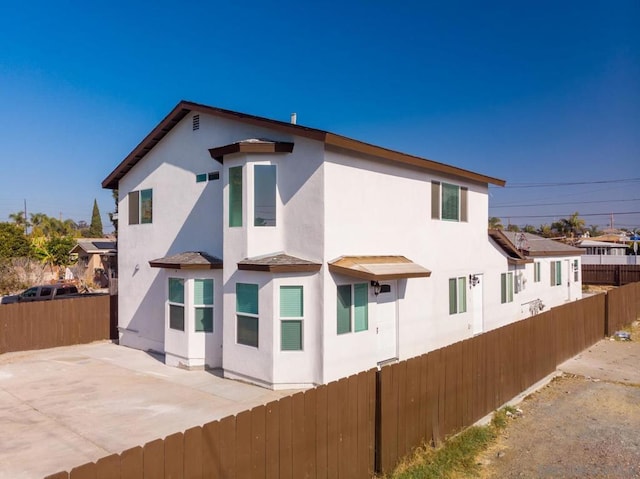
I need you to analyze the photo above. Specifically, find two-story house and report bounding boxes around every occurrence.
[102,101,582,389]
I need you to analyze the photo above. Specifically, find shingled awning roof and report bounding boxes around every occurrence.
[328,256,431,281]
[149,252,223,270]
[237,253,321,273]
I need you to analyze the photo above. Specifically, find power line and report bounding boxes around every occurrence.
[499,211,640,219]
[490,177,640,189]
[490,198,640,209]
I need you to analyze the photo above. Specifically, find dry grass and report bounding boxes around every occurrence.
[384,407,517,479]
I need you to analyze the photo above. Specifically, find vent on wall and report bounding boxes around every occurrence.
[192,114,200,131]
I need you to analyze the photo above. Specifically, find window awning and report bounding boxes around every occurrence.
[149,251,223,270]
[328,256,431,281]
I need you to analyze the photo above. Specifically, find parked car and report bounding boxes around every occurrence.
[1,284,80,304]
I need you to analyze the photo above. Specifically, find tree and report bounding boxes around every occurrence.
[0,223,31,258]
[537,224,553,238]
[89,199,103,237]
[488,217,503,230]
[9,210,29,234]
[523,224,537,234]
[564,212,585,238]
[506,224,521,232]
[31,235,76,275]
[585,225,602,237]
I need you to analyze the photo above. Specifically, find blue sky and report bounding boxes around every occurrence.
[1,0,638,232]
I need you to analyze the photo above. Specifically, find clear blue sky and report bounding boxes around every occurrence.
[1,0,638,232]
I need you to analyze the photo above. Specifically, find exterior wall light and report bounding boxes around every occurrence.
[371,280,382,296]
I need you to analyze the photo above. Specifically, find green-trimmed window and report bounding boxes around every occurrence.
[550,261,562,286]
[254,165,276,226]
[236,283,258,347]
[337,283,368,334]
[500,272,513,304]
[431,181,468,222]
[534,262,541,283]
[194,279,213,333]
[229,166,243,227]
[449,277,467,314]
[573,260,579,282]
[280,286,303,351]
[128,188,153,225]
[168,278,185,331]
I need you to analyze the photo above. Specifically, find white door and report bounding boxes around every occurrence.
[471,274,484,335]
[376,280,398,363]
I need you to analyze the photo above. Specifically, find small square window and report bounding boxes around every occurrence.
[196,173,207,183]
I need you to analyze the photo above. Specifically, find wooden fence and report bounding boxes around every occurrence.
[605,281,640,335]
[376,293,605,473]
[0,294,116,354]
[582,264,640,286]
[46,369,377,479]
[44,286,640,479]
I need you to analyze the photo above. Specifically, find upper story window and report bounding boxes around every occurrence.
[431,181,468,222]
[128,189,153,225]
[254,165,276,226]
[229,166,243,227]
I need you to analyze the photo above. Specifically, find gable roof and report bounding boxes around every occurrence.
[102,100,506,189]
[500,231,583,257]
[70,238,117,256]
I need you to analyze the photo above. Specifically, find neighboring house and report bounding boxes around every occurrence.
[490,231,583,318]
[578,239,639,265]
[70,238,117,288]
[102,100,583,389]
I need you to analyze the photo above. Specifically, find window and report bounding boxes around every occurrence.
[501,272,513,304]
[337,283,368,334]
[573,260,579,282]
[550,261,562,286]
[280,286,303,351]
[431,181,468,222]
[236,283,258,347]
[196,171,220,183]
[168,278,185,331]
[254,165,276,226]
[449,277,467,314]
[128,189,153,225]
[229,166,243,227]
[534,262,541,283]
[194,279,213,333]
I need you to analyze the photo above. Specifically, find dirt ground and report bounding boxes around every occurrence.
[477,320,640,479]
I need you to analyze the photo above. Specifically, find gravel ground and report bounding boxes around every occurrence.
[477,321,640,479]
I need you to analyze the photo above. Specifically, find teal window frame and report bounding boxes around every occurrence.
[254,165,276,227]
[280,286,303,351]
[236,283,258,347]
[449,277,467,314]
[194,279,213,333]
[168,278,185,331]
[337,283,368,334]
[573,260,579,282]
[441,183,460,221]
[550,261,562,286]
[500,272,514,304]
[229,166,243,227]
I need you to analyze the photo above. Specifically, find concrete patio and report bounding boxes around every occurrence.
[0,341,297,478]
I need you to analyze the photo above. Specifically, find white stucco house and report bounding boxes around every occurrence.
[102,100,583,389]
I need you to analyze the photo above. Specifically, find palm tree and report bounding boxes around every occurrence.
[9,211,29,233]
[564,212,586,238]
[488,217,503,230]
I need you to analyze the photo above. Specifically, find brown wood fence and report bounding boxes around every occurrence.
[44,286,640,479]
[0,295,116,354]
[376,293,605,474]
[45,369,377,479]
[605,282,640,335]
[582,264,640,286]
